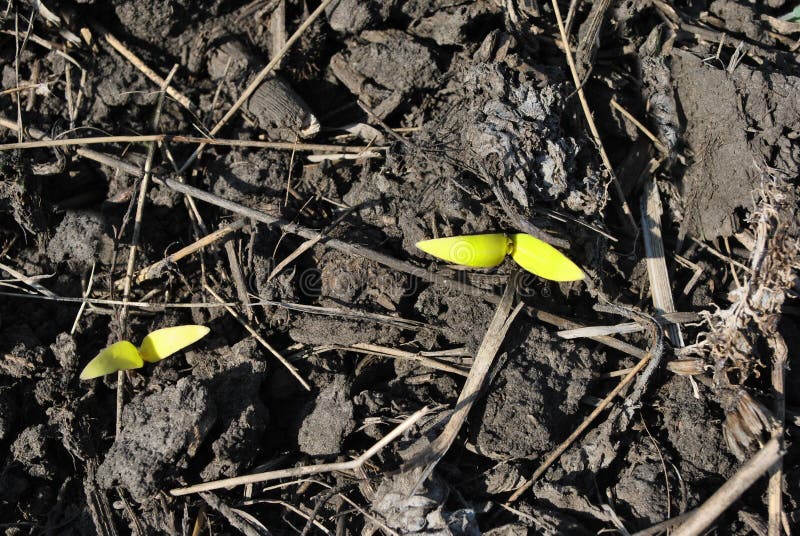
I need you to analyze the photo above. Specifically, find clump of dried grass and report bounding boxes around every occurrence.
[682,174,798,459]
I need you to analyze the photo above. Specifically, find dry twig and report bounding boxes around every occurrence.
[223,239,253,320]
[97,26,194,112]
[671,437,784,536]
[70,262,96,334]
[0,261,57,297]
[0,134,379,154]
[115,65,177,438]
[557,311,698,339]
[200,493,269,536]
[178,0,336,172]
[641,178,684,346]
[550,0,639,234]
[328,343,469,377]
[128,220,246,285]
[532,306,647,359]
[406,272,523,488]
[204,284,310,391]
[170,406,430,495]
[611,99,668,155]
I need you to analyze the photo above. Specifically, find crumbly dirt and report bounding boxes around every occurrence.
[470,322,602,460]
[96,377,217,501]
[46,210,113,268]
[0,0,798,534]
[297,374,354,456]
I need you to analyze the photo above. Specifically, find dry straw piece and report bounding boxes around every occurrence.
[404,271,524,490]
[170,406,430,496]
[676,175,797,534]
[640,178,684,346]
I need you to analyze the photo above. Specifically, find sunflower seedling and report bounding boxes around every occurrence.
[79,325,210,380]
[416,232,584,282]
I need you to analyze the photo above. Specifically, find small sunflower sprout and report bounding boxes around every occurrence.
[416,232,584,282]
[79,325,210,380]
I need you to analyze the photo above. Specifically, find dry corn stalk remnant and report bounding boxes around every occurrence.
[682,176,798,459]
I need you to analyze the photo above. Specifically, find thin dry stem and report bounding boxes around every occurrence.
[671,437,783,536]
[550,0,639,233]
[631,510,696,536]
[507,349,653,502]
[0,291,431,334]
[610,98,668,154]
[203,284,310,391]
[0,261,57,297]
[99,28,193,112]
[190,506,208,536]
[564,0,582,37]
[689,236,752,273]
[179,0,336,172]
[267,234,322,281]
[70,262,96,335]
[0,134,379,153]
[223,239,253,320]
[532,307,647,358]
[259,500,331,535]
[0,29,82,68]
[128,220,246,285]
[767,331,788,535]
[0,83,46,96]
[14,12,25,145]
[0,291,236,308]
[558,322,643,339]
[245,480,401,536]
[340,343,469,377]
[65,63,75,129]
[170,406,430,496]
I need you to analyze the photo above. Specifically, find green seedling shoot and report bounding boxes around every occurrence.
[781,5,800,22]
[79,325,210,380]
[416,232,585,282]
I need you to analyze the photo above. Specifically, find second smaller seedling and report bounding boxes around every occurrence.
[80,325,210,380]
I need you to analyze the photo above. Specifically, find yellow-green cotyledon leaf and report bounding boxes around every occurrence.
[79,340,144,380]
[138,325,211,363]
[509,233,585,282]
[416,234,510,268]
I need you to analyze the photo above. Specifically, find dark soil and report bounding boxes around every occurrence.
[1,0,798,534]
